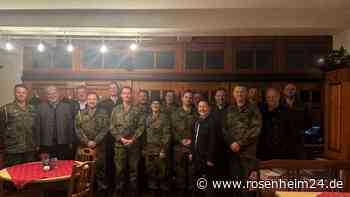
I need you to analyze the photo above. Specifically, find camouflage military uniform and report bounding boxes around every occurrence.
[75,107,109,190]
[160,104,178,117]
[0,102,36,167]
[144,112,171,190]
[134,103,150,147]
[110,105,145,191]
[171,107,197,189]
[134,103,150,115]
[223,103,262,182]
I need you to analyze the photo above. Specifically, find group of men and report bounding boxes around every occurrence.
[0,82,310,197]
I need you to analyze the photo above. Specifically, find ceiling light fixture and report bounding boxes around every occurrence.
[37,39,45,52]
[100,39,108,53]
[66,38,74,52]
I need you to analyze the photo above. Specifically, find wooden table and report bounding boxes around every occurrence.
[0,160,81,196]
[276,192,321,197]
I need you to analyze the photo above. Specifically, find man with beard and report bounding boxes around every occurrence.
[75,92,110,195]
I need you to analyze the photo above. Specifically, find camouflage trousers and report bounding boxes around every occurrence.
[114,144,140,191]
[228,154,257,197]
[173,146,193,190]
[4,151,36,167]
[145,153,169,190]
[96,145,107,191]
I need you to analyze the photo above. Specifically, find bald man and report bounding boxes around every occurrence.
[257,88,303,160]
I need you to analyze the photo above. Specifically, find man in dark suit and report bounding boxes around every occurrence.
[71,85,88,115]
[98,82,122,115]
[34,85,75,159]
[258,88,302,160]
[97,82,122,194]
[211,88,230,189]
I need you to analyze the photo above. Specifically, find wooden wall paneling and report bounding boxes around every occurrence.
[23,47,33,71]
[176,43,184,72]
[73,48,82,71]
[275,38,285,72]
[324,68,350,160]
[231,38,238,72]
[132,81,229,104]
[344,82,350,159]
[224,37,233,73]
[325,83,343,158]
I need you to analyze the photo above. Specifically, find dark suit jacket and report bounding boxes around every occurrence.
[34,102,75,146]
[257,104,304,160]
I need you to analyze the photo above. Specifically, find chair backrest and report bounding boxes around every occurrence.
[256,160,350,192]
[67,161,96,197]
[75,148,96,162]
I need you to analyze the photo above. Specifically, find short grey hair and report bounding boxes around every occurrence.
[46,86,58,94]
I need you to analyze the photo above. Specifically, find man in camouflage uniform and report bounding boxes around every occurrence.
[75,92,110,194]
[223,85,262,196]
[135,90,150,115]
[134,89,151,194]
[161,90,178,117]
[0,84,36,167]
[171,90,197,195]
[144,97,171,196]
[110,87,145,197]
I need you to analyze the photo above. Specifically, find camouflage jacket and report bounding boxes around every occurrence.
[0,102,36,154]
[75,107,109,146]
[134,103,151,117]
[160,104,178,117]
[171,107,197,148]
[110,104,145,147]
[223,102,262,158]
[144,113,171,155]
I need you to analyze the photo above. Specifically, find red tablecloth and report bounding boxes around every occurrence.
[318,193,350,197]
[6,160,75,189]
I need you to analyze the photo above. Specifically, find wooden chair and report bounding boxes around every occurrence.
[256,160,350,193]
[67,161,96,197]
[75,148,96,162]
